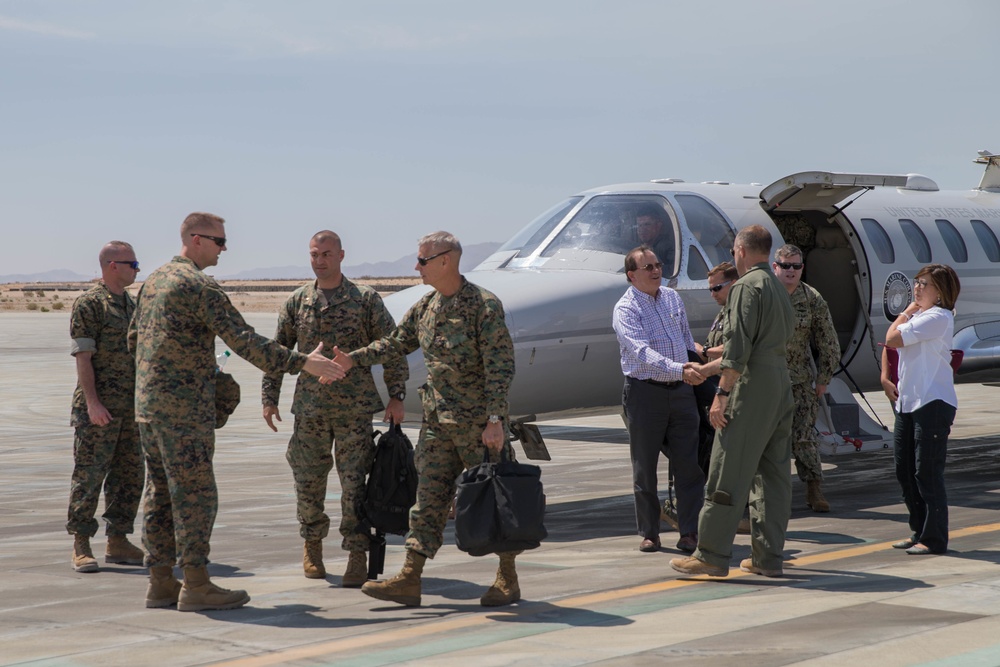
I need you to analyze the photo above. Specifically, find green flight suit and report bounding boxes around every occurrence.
[694,262,795,572]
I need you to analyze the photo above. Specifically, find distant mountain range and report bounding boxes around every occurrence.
[217,242,503,280]
[0,242,503,284]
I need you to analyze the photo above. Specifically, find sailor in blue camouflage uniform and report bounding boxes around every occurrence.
[129,212,345,611]
[67,241,145,573]
[772,244,840,512]
[262,230,407,586]
[334,231,521,608]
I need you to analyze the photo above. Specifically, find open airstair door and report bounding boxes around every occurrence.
[815,378,893,455]
[759,171,909,213]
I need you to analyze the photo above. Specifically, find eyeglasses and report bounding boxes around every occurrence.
[109,260,140,270]
[191,233,227,248]
[775,261,804,270]
[417,249,453,266]
[637,262,663,272]
[708,279,733,293]
[913,278,930,287]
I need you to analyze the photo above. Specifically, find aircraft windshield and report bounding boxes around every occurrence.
[539,195,677,269]
[498,197,582,258]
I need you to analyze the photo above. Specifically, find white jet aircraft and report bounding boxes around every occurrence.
[378,151,1000,455]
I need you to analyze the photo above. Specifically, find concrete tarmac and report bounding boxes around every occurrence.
[2,312,1000,667]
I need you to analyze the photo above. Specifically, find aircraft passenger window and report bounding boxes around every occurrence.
[899,219,932,263]
[499,196,583,258]
[935,219,968,263]
[860,218,894,263]
[674,194,736,268]
[971,220,1000,262]
[540,195,677,270]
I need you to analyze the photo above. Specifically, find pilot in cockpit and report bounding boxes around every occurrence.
[634,205,675,273]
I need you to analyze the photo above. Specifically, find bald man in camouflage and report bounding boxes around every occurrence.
[262,230,408,586]
[67,240,145,573]
[129,212,345,611]
[334,231,520,608]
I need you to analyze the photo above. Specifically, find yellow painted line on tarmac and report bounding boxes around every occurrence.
[213,522,1000,667]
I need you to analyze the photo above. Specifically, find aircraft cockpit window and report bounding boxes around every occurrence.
[899,219,932,263]
[686,246,709,280]
[674,194,736,269]
[861,218,895,263]
[540,195,678,271]
[971,220,1000,262]
[935,219,968,263]
[499,196,583,259]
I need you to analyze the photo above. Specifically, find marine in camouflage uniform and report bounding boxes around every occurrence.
[67,241,145,572]
[129,213,344,611]
[262,231,407,583]
[340,231,520,608]
[773,244,840,512]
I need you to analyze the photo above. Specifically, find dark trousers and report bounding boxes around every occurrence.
[893,399,956,553]
[623,377,704,538]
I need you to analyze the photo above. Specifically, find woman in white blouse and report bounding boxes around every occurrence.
[880,264,961,555]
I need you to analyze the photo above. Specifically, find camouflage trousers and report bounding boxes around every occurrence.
[66,420,144,538]
[138,421,218,568]
[791,381,823,482]
[406,419,515,559]
[286,413,374,552]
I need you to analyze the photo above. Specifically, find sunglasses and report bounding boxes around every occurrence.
[191,233,227,248]
[109,260,140,270]
[417,249,453,266]
[708,279,733,293]
[775,261,803,270]
[637,262,663,272]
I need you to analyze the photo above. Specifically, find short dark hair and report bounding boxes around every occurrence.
[707,261,738,282]
[916,263,961,310]
[634,204,667,223]
[624,244,655,282]
[774,244,803,262]
[181,212,225,239]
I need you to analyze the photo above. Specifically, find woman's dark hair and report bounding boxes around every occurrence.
[916,264,961,310]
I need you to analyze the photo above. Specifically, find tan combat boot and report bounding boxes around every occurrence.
[71,535,98,573]
[146,565,182,608]
[361,549,425,607]
[341,551,368,588]
[806,480,831,513]
[303,539,326,579]
[177,565,250,612]
[480,551,521,607]
[106,534,145,565]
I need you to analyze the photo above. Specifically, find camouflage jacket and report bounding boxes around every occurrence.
[705,307,725,352]
[349,277,514,425]
[261,278,408,417]
[786,281,840,386]
[69,281,136,426]
[128,256,307,425]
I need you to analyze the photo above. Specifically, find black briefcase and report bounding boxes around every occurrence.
[454,449,547,557]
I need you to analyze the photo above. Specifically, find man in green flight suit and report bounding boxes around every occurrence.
[332,231,520,607]
[67,241,145,573]
[129,212,346,611]
[671,224,795,578]
[262,230,408,585]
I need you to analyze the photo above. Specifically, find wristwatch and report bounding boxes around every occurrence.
[488,415,501,424]
[715,387,730,397]
[393,391,405,401]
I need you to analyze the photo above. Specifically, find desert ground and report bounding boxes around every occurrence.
[0,277,421,314]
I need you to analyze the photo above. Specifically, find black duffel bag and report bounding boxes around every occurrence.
[454,448,547,557]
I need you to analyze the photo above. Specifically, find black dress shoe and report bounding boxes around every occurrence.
[892,538,916,550]
[639,538,660,552]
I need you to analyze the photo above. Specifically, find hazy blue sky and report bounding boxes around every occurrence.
[2,1,997,279]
